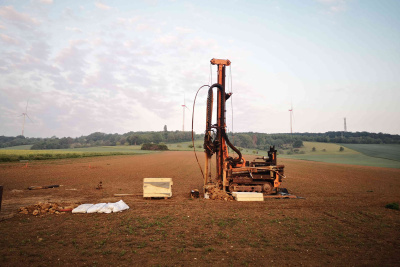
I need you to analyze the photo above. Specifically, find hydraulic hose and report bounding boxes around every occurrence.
[222,129,242,164]
[206,83,243,165]
[192,85,210,179]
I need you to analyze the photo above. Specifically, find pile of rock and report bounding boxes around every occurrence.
[18,202,78,216]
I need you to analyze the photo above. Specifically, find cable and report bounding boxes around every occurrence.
[229,64,235,153]
[209,63,213,85]
[192,84,210,180]
[229,63,233,93]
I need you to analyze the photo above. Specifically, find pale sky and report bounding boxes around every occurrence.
[1,0,399,138]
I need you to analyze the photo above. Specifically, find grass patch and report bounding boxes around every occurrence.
[282,154,400,168]
[167,140,203,151]
[0,145,33,150]
[279,142,400,168]
[0,146,155,162]
[340,144,400,162]
[279,141,359,155]
[205,247,215,252]
[385,202,399,210]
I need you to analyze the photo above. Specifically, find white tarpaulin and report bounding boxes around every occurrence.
[86,203,106,213]
[72,200,129,214]
[71,204,94,213]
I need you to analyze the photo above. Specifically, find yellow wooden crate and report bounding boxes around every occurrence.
[143,178,173,198]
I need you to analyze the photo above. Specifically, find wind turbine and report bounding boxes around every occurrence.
[19,100,33,136]
[181,94,190,131]
[289,103,294,138]
[342,117,347,139]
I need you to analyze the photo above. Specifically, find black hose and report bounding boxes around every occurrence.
[192,85,210,179]
[222,129,242,164]
[206,83,243,165]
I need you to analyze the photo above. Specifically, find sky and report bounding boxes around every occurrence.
[0,0,399,138]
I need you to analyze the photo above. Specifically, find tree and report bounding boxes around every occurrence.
[252,134,257,146]
[119,137,127,145]
[293,140,303,148]
[152,132,163,144]
[127,134,138,145]
[273,139,284,148]
[238,134,254,148]
[339,146,344,152]
[136,134,151,145]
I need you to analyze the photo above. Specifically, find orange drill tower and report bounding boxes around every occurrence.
[203,58,285,195]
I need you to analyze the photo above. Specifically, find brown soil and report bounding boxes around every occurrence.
[0,151,399,266]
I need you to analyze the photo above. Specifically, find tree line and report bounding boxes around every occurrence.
[228,131,400,150]
[0,130,399,150]
[0,131,194,150]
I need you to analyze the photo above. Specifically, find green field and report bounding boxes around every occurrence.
[340,143,400,162]
[166,141,400,168]
[0,145,33,150]
[280,142,400,169]
[0,146,154,162]
[65,145,148,153]
[167,140,203,151]
[290,141,359,155]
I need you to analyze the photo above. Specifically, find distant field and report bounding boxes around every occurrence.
[167,141,400,168]
[294,141,358,155]
[280,142,400,169]
[167,140,203,151]
[0,146,153,162]
[0,145,33,150]
[65,146,148,153]
[2,142,400,169]
[340,143,400,162]
[281,154,400,169]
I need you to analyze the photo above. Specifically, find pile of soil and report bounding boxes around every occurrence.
[18,202,78,216]
[205,185,234,201]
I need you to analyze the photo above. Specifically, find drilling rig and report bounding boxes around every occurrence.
[203,58,285,196]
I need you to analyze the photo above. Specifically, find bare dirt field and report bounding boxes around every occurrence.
[0,151,399,266]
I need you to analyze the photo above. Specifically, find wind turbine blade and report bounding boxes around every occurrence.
[26,100,29,113]
[292,107,294,122]
[26,114,33,123]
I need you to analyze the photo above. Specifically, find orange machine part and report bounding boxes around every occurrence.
[210,58,231,66]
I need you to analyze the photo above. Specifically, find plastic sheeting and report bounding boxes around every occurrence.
[72,200,129,214]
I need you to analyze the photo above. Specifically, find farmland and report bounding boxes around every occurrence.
[166,141,400,169]
[0,151,399,266]
[0,142,201,162]
[340,143,400,162]
[2,141,400,169]
[0,146,155,162]
[280,142,400,169]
